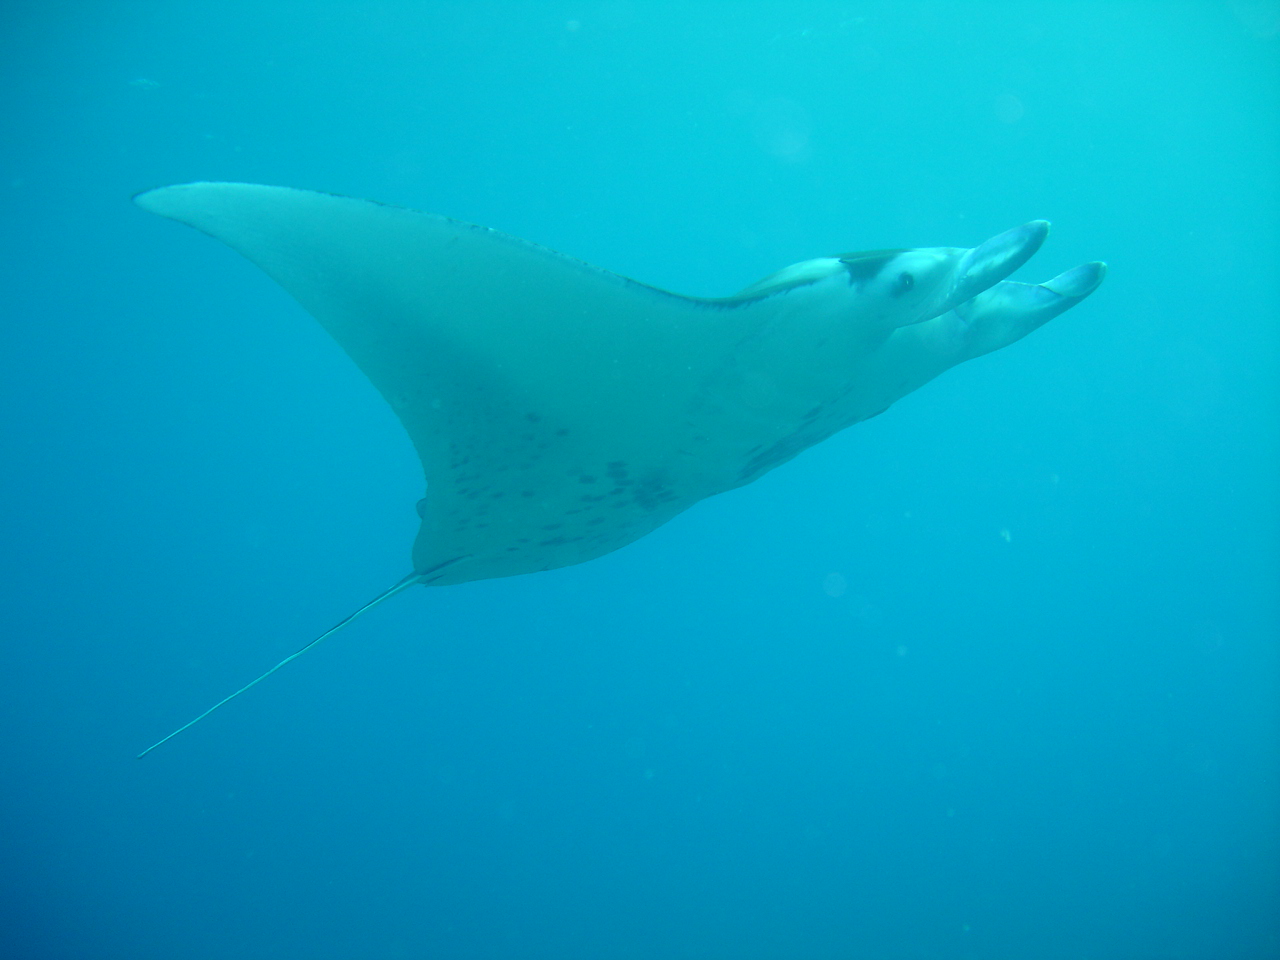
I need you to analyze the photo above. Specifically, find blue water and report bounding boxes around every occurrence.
[2,3,1277,957]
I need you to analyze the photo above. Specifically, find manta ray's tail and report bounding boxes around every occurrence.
[136,571,425,758]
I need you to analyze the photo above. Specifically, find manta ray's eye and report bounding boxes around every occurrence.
[894,271,915,295]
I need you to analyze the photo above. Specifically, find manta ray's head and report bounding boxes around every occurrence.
[735,221,1051,341]
[835,220,1052,329]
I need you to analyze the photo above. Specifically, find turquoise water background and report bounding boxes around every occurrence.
[1,3,1277,957]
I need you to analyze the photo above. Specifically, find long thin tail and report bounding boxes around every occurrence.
[137,571,424,758]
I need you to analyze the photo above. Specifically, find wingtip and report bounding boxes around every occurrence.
[131,185,163,207]
[133,182,203,213]
[133,182,189,214]
[133,181,250,215]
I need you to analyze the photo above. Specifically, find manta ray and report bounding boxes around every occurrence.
[134,182,1104,754]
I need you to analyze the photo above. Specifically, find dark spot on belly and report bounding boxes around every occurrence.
[739,430,817,483]
[632,473,676,511]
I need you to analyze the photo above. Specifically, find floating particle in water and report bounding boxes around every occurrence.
[995,93,1025,123]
